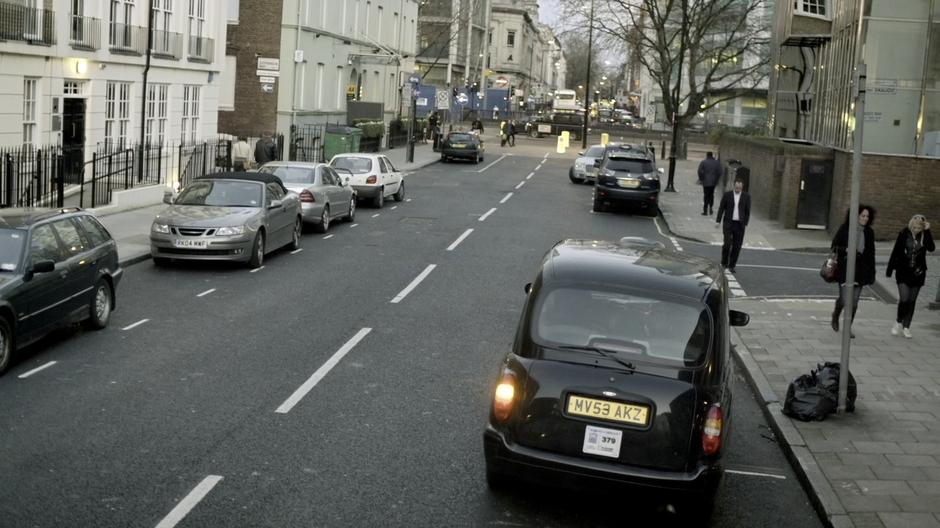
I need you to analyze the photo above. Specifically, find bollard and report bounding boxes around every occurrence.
[601,133,609,146]
[556,135,566,154]
[661,140,666,159]
[561,131,570,149]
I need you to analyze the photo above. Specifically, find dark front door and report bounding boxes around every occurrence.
[796,159,833,230]
[62,98,86,185]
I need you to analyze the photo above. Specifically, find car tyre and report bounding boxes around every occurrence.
[316,205,330,233]
[393,181,405,202]
[248,231,265,269]
[290,216,302,249]
[646,203,660,217]
[0,317,12,376]
[373,189,384,208]
[344,197,356,222]
[84,280,113,330]
[592,193,606,213]
[569,167,584,184]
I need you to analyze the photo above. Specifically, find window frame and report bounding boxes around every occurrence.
[794,0,829,20]
[50,218,89,258]
[22,78,38,149]
[28,223,65,266]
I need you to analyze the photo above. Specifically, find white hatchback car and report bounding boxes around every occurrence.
[329,153,405,208]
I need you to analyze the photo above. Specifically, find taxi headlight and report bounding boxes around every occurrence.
[216,226,246,236]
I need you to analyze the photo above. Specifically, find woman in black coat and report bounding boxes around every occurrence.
[886,214,934,338]
[830,205,877,335]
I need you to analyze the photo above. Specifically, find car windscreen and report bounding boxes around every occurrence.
[585,146,606,158]
[606,158,654,173]
[175,180,263,207]
[259,166,316,184]
[531,286,712,367]
[449,133,473,143]
[331,157,372,174]
[0,229,25,272]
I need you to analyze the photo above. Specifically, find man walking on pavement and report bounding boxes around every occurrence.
[697,151,721,216]
[254,132,278,166]
[715,178,751,273]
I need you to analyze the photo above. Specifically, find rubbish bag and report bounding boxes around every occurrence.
[783,373,837,421]
[815,362,857,413]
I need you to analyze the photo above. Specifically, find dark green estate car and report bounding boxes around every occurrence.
[0,208,122,375]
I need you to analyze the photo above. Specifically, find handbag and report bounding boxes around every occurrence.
[820,251,839,283]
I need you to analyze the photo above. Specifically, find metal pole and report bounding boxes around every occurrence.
[406,87,416,163]
[838,63,866,413]
[138,0,154,183]
[665,0,687,193]
[581,0,595,149]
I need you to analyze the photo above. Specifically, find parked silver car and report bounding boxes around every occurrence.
[569,144,607,184]
[258,162,356,232]
[150,173,302,268]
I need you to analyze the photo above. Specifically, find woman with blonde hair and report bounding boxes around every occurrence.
[886,214,934,338]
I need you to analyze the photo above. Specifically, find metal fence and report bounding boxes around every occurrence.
[288,125,324,163]
[0,146,66,208]
[0,1,56,45]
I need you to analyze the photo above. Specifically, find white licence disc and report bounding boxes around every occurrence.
[582,425,622,458]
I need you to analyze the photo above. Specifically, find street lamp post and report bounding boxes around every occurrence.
[138,0,154,183]
[581,0,595,150]
[665,0,688,193]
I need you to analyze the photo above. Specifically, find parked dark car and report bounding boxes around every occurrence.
[440,132,485,163]
[483,238,749,519]
[0,208,122,375]
[592,143,663,216]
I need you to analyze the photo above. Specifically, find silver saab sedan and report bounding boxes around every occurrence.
[257,162,356,233]
[150,172,302,268]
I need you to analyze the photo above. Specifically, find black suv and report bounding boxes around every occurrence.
[0,208,122,375]
[592,143,663,216]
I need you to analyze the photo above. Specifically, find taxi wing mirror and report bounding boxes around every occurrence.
[524,283,532,294]
[729,310,750,327]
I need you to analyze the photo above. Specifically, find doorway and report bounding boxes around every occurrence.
[795,159,833,230]
[62,98,86,185]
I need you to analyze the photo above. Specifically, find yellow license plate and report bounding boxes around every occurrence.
[617,178,640,188]
[567,395,650,426]
[451,144,466,148]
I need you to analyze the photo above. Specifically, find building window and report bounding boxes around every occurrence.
[365,1,371,37]
[25,0,43,39]
[64,80,85,95]
[795,0,827,17]
[23,78,38,148]
[110,0,135,48]
[188,0,204,39]
[317,63,324,109]
[153,0,173,54]
[507,30,515,47]
[227,0,238,23]
[145,84,168,145]
[105,81,131,148]
[336,66,344,109]
[181,85,200,145]
[377,6,383,42]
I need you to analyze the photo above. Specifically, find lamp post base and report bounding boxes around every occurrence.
[665,155,677,192]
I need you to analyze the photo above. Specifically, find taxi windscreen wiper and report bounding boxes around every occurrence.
[555,345,636,371]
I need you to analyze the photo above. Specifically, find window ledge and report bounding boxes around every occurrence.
[794,11,831,21]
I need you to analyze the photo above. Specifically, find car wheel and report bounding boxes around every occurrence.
[0,317,12,376]
[393,182,405,202]
[344,197,356,222]
[373,189,384,208]
[592,193,606,213]
[646,203,660,217]
[316,205,330,233]
[289,216,302,249]
[529,129,538,138]
[569,167,584,184]
[153,257,171,267]
[248,231,265,269]
[84,280,113,330]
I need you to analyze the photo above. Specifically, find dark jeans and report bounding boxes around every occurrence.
[896,283,922,328]
[703,186,715,213]
[509,134,515,146]
[721,221,745,269]
[834,283,864,323]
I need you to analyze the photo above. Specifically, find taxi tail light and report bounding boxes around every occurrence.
[299,190,315,203]
[493,371,517,422]
[366,175,377,184]
[702,404,724,456]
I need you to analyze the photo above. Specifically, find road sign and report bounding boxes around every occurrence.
[261,83,274,93]
[416,98,428,107]
[456,93,468,105]
[257,58,279,71]
[436,91,450,110]
[409,75,421,85]
[257,70,280,77]
[259,76,276,84]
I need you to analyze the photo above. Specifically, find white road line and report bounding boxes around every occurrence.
[391,205,398,210]
[476,154,507,173]
[391,264,437,304]
[18,361,57,379]
[154,475,224,528]
[669,237,683,252]
[732,289,747,297]
[446,229,474,251]
[372,213,380,218]
[196,288,216,298]
[249,266,265,274]
[737,264,818,272]
[406,198,412,202]
[653,216,668,238]
[479,208,497,222]
[725,469,787,480]
[291,248,304,254]
[323,235,334,240]
[543,152,549,159]
[514,181,526,190]
[533,165,540,172]
[275,328,372,414]
[500,192,513,204]
[526,172,534,180]
[122,319,150,331]
[351,223,359,228]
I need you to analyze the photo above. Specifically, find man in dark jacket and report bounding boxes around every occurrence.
[697,151,722,216]
[254,133,278,166]
[715,178,751,273]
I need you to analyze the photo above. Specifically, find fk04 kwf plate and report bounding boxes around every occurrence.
[567,394,650,426]
[173,239,209,249]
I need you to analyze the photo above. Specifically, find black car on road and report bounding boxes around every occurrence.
[592,143,663,215]
[0,208,122,375]
[440,132,485,164]
[483,238,749,519]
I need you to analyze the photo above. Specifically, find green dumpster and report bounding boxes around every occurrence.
[324,126,363,160]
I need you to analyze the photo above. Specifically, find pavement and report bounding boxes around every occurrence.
[661,154,940,528]
[91,138,940,527]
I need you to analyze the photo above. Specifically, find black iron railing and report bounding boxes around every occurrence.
[69,13,99,50]
[289,126,325,163]
[1,145,65,208]
[188,35,214,62]
[0,1,55,45]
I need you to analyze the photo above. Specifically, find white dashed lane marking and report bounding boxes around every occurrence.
[391,265,437,304]
[479,208,497,222]
[122,319,150,331]
[500,192,513,204]
[196,288,216,298]
[154,475,224,528]
[446,229,474,251]
[18,361,57,379]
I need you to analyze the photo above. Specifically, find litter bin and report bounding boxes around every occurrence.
[324,126,363,160]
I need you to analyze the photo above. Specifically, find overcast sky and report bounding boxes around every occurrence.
[539,0,563,27]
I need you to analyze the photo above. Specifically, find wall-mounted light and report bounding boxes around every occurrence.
[75,59,88,75]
